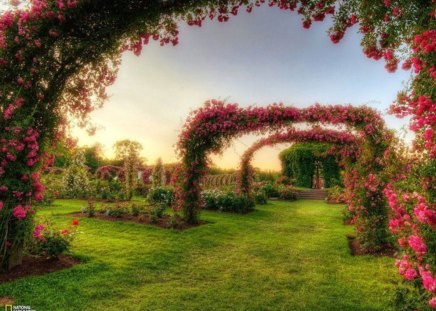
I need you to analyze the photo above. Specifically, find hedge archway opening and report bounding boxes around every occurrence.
[236,127,358,196]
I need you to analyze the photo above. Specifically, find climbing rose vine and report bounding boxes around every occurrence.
[176,100,395,254]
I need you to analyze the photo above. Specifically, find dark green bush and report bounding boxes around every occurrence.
[147,186,175,207]
[105,203,129,218]
[254,190,268,205]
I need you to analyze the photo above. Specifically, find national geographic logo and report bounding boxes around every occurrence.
[5,306,35,311]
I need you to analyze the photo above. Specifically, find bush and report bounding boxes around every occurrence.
[202,190,254,214]
[327,185,346,203]
[254,190,268,205]
[130,204,145,216]
[81,201,96,217]
[278,185,297,201]
[147,186,175,207]
[150,204,167,223]
[89,179,124,201]
[32,219,79,258]
[105,202,129,218]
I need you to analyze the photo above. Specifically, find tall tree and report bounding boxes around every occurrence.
[113,140,143,200]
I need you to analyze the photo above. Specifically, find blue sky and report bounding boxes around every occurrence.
[72,6,412,170]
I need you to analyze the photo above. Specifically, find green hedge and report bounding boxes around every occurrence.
[279,143,342,188]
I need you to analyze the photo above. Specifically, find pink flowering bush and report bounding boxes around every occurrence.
[32,218,79,259]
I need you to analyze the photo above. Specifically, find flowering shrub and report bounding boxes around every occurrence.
[147,186,175,207]
[201,190,255,214]
[33,219,79,259]
[384,175,436,309]
[327,186,347,204]
[277,185,297,201]
[63,151,90,199]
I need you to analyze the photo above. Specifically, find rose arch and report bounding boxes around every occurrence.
[236,127,359,196]
[176,100,395,251]
[0,0,434,307]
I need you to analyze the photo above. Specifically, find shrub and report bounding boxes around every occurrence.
[147,186,175,207]
[202,190,254,214]
[89,179,124,201]
[278,185,297,201]
[256,182,279,198]
[130,204,144,216]
[105,202,129,218]
[81,201,96,217]
[150,204,166,223]
[254,190,268,205]
[32,219,79,259]
[327,185,346,204]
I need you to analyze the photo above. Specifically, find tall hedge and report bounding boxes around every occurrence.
[279,143,341,188]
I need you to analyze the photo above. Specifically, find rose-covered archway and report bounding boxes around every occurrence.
[176,100,394,250]
[236,127,359,196]
[0,0,434,308]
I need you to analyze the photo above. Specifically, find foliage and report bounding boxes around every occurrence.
[238,127,356,196]
[104,202,129,218]
[256,182,279,198]
[201,190,254,214]
[254,190,268,205]
[39,172,64,205]
[114,140,143,200]
[63,150,90,199]
[280,142,342,188]
[32,218,79,259]
[150,204,166,224]
[151,157,165,188]
[82,144,104,174]
[327,186,347,204]
[147,186,175,207]
[81,201,96,218]
[278,185,297,201]
[384,156,436,309]
[89,178,124,201]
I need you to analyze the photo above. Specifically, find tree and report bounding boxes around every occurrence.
[63,150,90,199]
[113,140,143,200]
[82,144,104,174]
[151,158,166,188]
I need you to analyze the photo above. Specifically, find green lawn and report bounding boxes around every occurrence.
[0,200,399,311]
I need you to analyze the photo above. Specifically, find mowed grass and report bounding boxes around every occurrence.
[0,200,399,311]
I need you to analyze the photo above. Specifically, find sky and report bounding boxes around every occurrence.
[1,3,412,171]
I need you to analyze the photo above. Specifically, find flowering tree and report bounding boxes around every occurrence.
[151,157,165,188]
[63,149,89,198]
[114,140,143,200]
[0,0,434,307]
[237,127,358,196]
